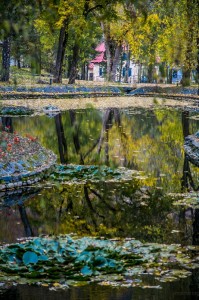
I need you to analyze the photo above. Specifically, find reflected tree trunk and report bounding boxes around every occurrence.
[98,109,114,154]
[181,109,199,294]
[190,208,199,295]
[105,129,109,165]
[97,108,129,166]
[89,187,117,212]
[182,111,190,137]
[54,113,68,164]
[18,204,34,237]
[181,111,194,191]
[2,117,13,133]
[193,209,199,245]
[69,110,84,164]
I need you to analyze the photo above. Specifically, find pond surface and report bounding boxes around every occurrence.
[1,104,199,299]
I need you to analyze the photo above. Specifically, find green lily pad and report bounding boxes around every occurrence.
[23,251,38,265]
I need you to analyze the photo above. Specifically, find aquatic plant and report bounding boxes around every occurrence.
[0,235,198,289]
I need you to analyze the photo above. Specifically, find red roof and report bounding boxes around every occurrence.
[91,52,106,63]
[95,42,105,52]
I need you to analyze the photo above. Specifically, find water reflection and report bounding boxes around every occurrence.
[1,107,199,245]
[0,188,40,243]
[54,113,68,163]
[1,106,199,298]
[1,117,13,133]
[0,276,196,300]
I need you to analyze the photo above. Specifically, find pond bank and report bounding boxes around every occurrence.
[0,96,197,112]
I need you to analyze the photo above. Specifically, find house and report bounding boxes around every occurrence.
[88,42,106,81]
[88,42,140,83]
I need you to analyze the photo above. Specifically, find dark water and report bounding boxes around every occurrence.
[1,106,199,299]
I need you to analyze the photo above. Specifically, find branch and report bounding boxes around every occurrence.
[84,5,103,17]
[89,188,117,212]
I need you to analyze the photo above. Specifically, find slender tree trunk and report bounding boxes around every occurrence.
[182,69,191,86]
[182,0,196,86]
[17,58,21,69]
[81,62,86,80]
[148,64,153,83]
[1,37,11,82]
[124,50,131,83]
[197,37,199,95]
[68,43,79,84]
[168,68,172,84]
[119,55,123,82]
[101,22,112,81]
[111,44,122,82]
[54,19,69,83]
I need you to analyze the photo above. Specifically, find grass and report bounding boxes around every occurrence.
[2,66,193,89]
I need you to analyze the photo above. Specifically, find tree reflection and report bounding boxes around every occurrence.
[69,110,84,164]
[18,204,34,237]
[181,110,199,295]
[1,117,13,133]
[54,113,68,164]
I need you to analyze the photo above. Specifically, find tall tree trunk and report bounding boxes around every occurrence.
[1,37,11,82]
[111,44,122,82]
[81,62,86,80]
[196,37,199,95]
[54,19,68,83]
[168,68,172,84]
[148,64,153,83]
[182,68,191,86]
[17,58,21,69]
[101,22,112,81]
[124,50,131,83]
[68,43,79,84]
[181,0,196,86]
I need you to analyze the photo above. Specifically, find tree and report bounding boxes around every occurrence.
[0,0,42,81]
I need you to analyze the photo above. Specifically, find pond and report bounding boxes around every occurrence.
[0,102,199,299]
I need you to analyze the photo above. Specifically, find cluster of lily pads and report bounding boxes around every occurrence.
[0,235,198,289]
[50,164,140,183]
[169,192,199,209]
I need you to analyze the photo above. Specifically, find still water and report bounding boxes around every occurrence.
[0,106,199,299]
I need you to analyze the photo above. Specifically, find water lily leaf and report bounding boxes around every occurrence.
[23,251,38,265]
[80,266,93,276]
[38,255,48,261]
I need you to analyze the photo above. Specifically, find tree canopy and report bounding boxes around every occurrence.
[0,0,198,84]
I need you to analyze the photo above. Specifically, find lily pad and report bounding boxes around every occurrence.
[23,251,39,265]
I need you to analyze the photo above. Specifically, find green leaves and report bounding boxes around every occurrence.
[80,266,93,276]
[0,235,198,289]
[50,164,137,183]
